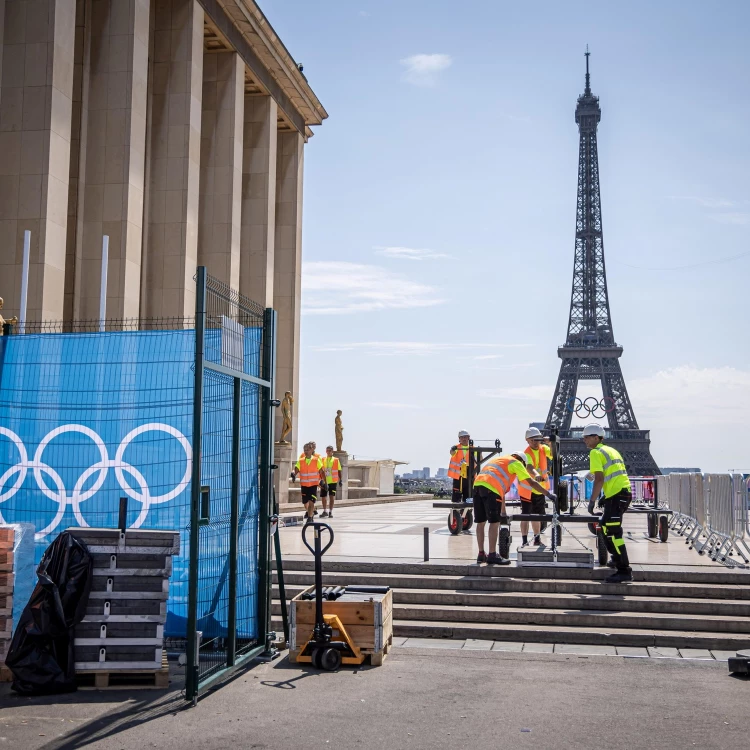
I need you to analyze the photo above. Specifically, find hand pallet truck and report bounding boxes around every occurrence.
[295,522,366,671]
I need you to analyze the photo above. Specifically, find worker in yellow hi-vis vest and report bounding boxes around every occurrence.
[582,423,633,583]
[448,430,472,503]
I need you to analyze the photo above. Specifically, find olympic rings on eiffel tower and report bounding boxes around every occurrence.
[566,397,615,419]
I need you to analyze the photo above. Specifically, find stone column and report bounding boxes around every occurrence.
[197,51,243,289]
[273,130,303,450]
[143,0,203,320]
[240,94,276,307]
[74,0,149,321]
[334,451,348,502]
[0,0,76,321]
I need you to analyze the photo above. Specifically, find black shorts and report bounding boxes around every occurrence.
[320,482,337,497]
[301,485,318,504]
[521,493,546,516]
[472,485,501,524]
[452,477,469,503]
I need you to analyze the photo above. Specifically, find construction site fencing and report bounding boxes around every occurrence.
[666,472,750,567]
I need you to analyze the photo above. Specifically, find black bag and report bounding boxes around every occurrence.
[6,531,92,695]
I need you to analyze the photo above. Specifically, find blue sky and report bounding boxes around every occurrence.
[262,0,750,473]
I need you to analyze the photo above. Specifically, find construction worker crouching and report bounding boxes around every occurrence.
[291,442,326,524]
[582,423,633,583]
[473,452,556,565]
[519,427,552,547]
[448,430,472,503]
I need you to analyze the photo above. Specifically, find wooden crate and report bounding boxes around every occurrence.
[289,587,393,666]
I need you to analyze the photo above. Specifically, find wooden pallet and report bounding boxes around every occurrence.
[76,652,170,690]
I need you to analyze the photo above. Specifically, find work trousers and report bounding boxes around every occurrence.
[601,489,632,573]
[452,477,469,503]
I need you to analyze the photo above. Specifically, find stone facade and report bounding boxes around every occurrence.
[0,0,327,453]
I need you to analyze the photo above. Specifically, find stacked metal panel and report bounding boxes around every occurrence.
[68,528,179,687]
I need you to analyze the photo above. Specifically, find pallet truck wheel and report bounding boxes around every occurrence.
[558,481,569,513]
[462,510,474,532]
[647,513,658,538]
[320,647,342,671]
[553,526,562,547]
[596,529,609,567]
[498,527,511,559]
[588,523,597,537]
[658,515,669,542]
[448,509,462,535]
[311,647,323,669]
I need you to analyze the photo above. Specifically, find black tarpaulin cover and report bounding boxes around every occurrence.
[6,531,92,695]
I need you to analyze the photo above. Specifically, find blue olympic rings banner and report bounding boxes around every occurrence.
[0,329,262,638]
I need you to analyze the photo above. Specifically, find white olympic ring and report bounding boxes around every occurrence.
[0,423,192,539]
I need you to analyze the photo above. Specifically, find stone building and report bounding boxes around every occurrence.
[0,0,326,448]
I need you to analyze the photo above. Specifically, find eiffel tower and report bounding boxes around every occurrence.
[545,50,660,476]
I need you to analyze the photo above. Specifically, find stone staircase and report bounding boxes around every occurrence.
[272,558,750,651]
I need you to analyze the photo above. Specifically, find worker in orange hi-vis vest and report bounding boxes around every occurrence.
[448,430,472,503]
[473,453,556,565]
[320,445,342,519]
[291,442,326,524]
[519,427,553,548]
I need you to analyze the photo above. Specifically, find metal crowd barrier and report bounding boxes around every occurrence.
[666,472,749,568]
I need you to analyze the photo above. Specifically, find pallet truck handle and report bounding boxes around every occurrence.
[301,522,335,557]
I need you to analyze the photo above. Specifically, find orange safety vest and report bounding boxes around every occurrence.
[323,456,340,484]
[296,456,322,487]
[519,445,550,500]
[448,445,470,480]
[474,455,529,498]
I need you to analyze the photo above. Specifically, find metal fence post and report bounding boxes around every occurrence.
[227,376,241,665]
[186,266,207,702]
[257,308,277,652]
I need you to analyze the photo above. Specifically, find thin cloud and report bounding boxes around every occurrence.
[375,246,453,261]
[480,385,552,401]
[400,53,452,87]
[473,362,538,371]
[312,342,531,356]
[367,402,423,410]
[709,212,750,226]
[302,262,443,315]
[668,196,738,209]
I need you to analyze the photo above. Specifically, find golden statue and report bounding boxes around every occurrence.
[335,410,344,452]
[279,391,294,443]
[0,298,17,330]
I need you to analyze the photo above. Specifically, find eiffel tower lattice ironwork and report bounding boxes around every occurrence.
[545,50,660,476]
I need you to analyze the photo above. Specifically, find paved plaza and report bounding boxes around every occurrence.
[278,498,728,569]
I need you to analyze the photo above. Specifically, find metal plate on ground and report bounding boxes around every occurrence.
[516,547,594,569]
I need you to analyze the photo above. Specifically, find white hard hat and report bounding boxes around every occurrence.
[458,430,470,438]
[525,427,543,440]
[582,423,605,438]
[511,452,528,466]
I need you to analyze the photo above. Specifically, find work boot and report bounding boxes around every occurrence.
[521,539,529,548]
[533,536,543,546]
[607,557,616,569]
[304,515,312,525]
[486,553,511,566]
[476,551,487,564]
[605,570,633,584]
[328,512,333,519]
[320,511,328,518]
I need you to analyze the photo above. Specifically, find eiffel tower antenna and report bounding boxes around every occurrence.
[544,52,660,476]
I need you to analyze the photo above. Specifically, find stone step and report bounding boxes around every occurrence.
[273,583,750,617]
[274,569,750,601]
[280,557,750,586]
[270,616,750,651]
[272,598,749,634]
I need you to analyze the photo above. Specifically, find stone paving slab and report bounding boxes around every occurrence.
[647,646,681,658]
[402,638,464,649]
[555,644,617,656]
[523,642,555,653]
[710,650,737,661]
[678,648,714,659]
[491,641,524,652]
[463,639,494,650]
[391,637,409,647]
[616,646,650,657]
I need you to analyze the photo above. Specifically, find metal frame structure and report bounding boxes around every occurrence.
[545,51,660,477]
[186,267,277,703]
